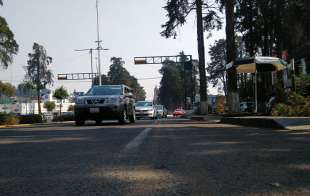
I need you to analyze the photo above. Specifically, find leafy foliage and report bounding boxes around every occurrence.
[161,0,222,38]
[17,82,36,98]
[19,114,44,124]
[43,101,56,112]
[0,81,16,97]
[271,93,310,116]
[0,16,19,68]
[230,0,310,56]
[158,52,195,110]
[68,105,74,112]
[53,86,69,116]
[207,39,227,95]
[161,0,223,114]
[25,43,53,90]
[0,113,19,125]
[295,74,310,97]
[93,57,146,100]
[159,60,184,111]
[215,95,225,114]
[53,86,69,101]
[25,43,53,114]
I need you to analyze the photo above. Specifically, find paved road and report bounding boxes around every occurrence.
[0,119,310,196]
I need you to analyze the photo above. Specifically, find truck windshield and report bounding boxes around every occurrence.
[85,86,122,96]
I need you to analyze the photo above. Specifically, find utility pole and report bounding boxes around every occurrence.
[75,47,108,85]
[96,0,102,86]
[75,48,94,83]
[57,0,108,85]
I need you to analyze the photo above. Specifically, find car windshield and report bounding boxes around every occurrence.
[156,105,164,110]
[85,86,122,96]
[136,101,153,107]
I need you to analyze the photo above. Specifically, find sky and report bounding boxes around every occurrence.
[0,0,225,99]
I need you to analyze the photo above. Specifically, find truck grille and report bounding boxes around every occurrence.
[86,98,105,104]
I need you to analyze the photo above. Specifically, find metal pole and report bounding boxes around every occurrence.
[90,49,94,85]
[255,72,258,113]
[96,0,102,86]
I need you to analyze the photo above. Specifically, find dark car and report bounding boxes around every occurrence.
[74,85,136,126]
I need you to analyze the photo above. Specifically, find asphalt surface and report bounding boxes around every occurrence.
[0,118,310,196]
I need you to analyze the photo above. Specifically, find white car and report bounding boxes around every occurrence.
[135,101,157,119]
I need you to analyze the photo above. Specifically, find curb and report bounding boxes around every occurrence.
[189,115,222,123]
[220,117,285,129]
[0,121,74,129]
[0,124,32,129]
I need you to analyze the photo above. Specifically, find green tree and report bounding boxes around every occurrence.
[159,60,184,111]
[25,43,53,115]
[207,39,227,96]
[0,81,16,97]
[161,0,222,114]
[17,82,36,98]
[43,101,56,113]
[93,57,146,100]
[0,7,19,68]
[53,86,69,116]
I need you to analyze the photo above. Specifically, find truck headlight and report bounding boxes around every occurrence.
[76,98,84,104]
[105,97,119,104]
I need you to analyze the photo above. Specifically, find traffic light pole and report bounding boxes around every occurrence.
[134,55,194,109]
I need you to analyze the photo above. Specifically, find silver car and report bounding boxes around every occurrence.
[156,105,168,118]
[135,101,157,119]
[74,85,136,126]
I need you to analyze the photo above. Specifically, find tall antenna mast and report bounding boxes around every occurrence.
[96,0,102,85]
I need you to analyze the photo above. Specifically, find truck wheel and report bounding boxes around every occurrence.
[118,109,127,124]
[75,118,85,126]
[129,110,136,123]
[95,119,102,125]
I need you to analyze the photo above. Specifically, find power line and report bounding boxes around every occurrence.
[137,77,162,80]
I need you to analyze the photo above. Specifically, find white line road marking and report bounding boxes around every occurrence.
[122,127,152,153]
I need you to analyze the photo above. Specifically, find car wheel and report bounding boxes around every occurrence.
[75,118,85,126]
[118,109,128,124]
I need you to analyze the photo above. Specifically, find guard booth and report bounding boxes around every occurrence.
[227,57,290,113]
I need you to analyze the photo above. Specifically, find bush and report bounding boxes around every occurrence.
[271,92,310,116]
[0,113,19,125]
[215,95,225,114]
[296,74,310,97]
[44,101,56,112]
[68,105,74,112]
[53,112,74,122]
[19,114,44,124]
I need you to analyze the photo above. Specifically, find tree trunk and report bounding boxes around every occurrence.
[225,0,239,113]
[37,87,41,115]
[60,102,62,121]
[196,0,208,114]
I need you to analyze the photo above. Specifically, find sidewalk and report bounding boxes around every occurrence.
[221,116,310,130]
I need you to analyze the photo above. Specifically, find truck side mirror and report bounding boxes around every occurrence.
[127,92,134,98]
